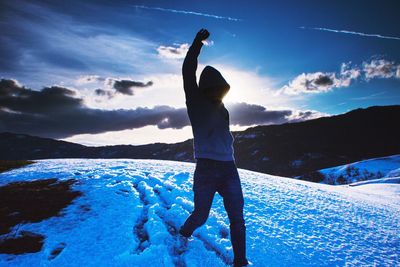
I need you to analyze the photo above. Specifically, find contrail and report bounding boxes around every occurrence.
[133,5,242,22]
[300,26,400,41]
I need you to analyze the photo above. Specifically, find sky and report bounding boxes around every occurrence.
[0,0,399,146]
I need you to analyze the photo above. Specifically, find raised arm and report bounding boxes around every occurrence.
[182,29,210,99]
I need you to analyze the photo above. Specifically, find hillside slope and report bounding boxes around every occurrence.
[0,159,398,266]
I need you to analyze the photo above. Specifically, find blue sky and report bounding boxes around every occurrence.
[0,0,399,145]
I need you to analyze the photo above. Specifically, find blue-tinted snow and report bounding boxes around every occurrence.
[319,154,400,185]
[0,159,399,266]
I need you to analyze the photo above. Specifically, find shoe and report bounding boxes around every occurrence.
[178,227,192,238]
[175,234,193,255]
[233,259,252,267]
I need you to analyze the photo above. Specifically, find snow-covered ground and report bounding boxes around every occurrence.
[0,159,399,266]
[317,154,400,185]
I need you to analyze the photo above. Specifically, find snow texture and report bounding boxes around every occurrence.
[0,159,399,266]
[318,154,400,185]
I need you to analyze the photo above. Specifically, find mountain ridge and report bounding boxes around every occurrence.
[1,105,399,178]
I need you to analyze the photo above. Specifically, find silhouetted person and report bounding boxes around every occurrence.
[179,29,249,267]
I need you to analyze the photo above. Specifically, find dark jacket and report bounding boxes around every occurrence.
[182,39,234,161]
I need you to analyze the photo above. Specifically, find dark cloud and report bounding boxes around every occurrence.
[0,79,322,139]
[227,102,292,126]
[0,79,186,138]
[0,79,22,95]
[94,88,114,98]
[314,75,334,86]
[111,79,153,95]
[281,57,399,95]
[0,79,82,114]
[280,71,346,95]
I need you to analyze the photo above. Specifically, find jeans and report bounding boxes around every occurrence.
[180,158,248,266]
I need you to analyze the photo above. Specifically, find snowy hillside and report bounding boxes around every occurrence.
[300,154,400,185]
[0,159,399,266]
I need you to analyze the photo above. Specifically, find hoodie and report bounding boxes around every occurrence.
[182,40,234,161]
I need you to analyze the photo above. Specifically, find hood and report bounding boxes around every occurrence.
[199,66,230,93]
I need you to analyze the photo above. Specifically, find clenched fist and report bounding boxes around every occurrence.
[195,28,210,42]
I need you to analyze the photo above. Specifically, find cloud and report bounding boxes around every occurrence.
[0,79,322,139]
[156,41,212,61]
[75,76,154,97]
[339,62,361,86]
[157,43,189,59]
[287,109,328,122]
[300,26,400,41]
[0,79,187,138]
[79,64,288,112]
[280,72,341,95]
[227,102,325,126]
[0,78,23,94]
[109,79,153,95]
[133,5,243,22]
[363,59,399,80]
[227,102,292,126]
[94,89,114,99]
[280,57,398,95]
[0,79,82,115]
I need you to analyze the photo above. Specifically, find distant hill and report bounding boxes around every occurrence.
[296,154,400,185]
[233,105,400,177]
[1,105,399,178]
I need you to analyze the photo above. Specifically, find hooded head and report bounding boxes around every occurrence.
[199,66,230,102]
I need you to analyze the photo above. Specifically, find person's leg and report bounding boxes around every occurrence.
[179,163,216,237]
[218,165,248,266]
